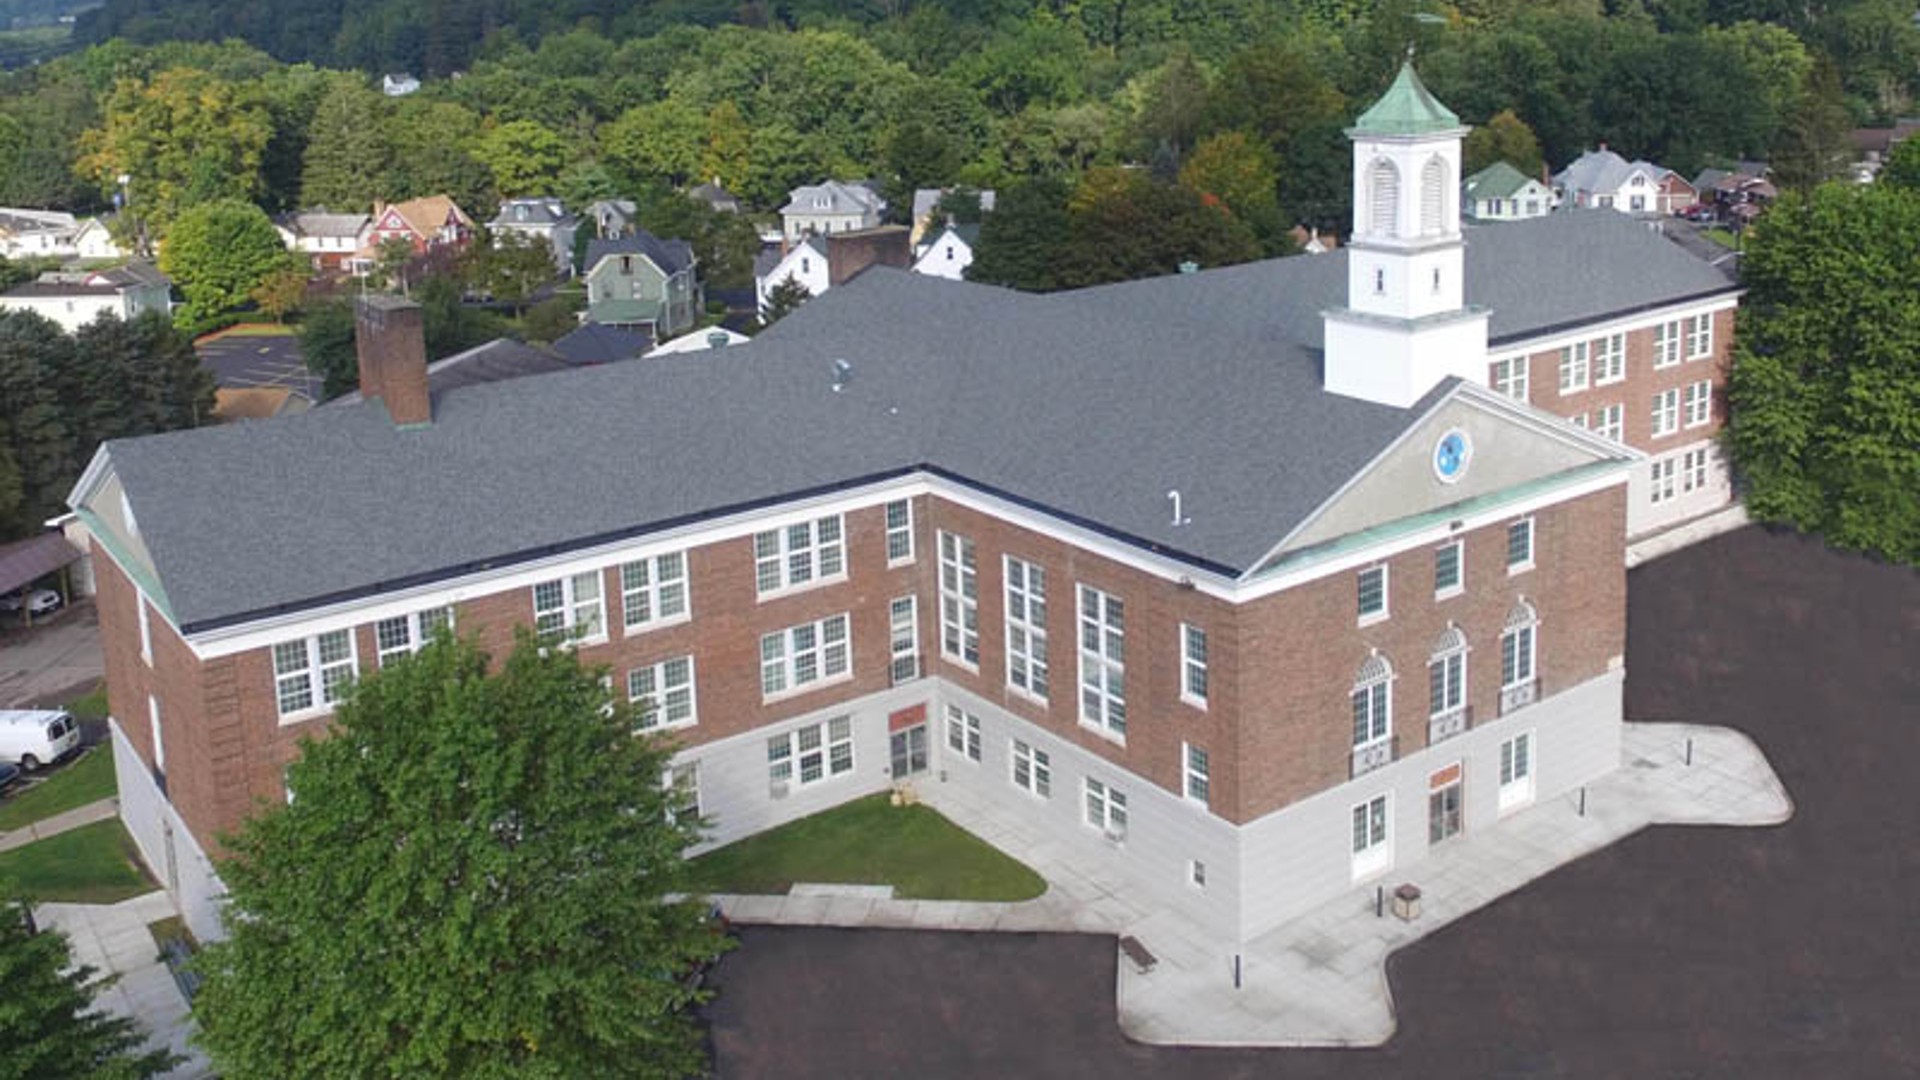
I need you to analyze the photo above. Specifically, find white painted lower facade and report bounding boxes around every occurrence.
[1628,436,1733,539]
[674,668,1625,945]
[110,718,225,943]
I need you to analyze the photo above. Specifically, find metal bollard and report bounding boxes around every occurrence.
[1579,786,1587,817]
[1686,737,1693,765]
[1234,954,1242,989]
[1376,884,1384,918]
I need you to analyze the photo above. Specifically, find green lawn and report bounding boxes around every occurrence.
[213,323,296,337]
[0,747,117,831]
[0,820,153,904]
[684,793,1046,901]
[1701,227,1741,249]
[66,682,110,721]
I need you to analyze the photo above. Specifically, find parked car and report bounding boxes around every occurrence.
[0,710,80,770]
[1678,204,1716,222]
[0,760,19,794]
[0,589,62,616]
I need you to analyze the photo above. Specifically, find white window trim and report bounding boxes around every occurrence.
[939,531,980,670]
[1652,387,1681,438]
[273,629,359,724]
[1684,380,1713,429]
[1351,660,1393,752]
[754,515,846,599]
[1653,319,1682,368]
[376,607,453,667]
[1179,623,1208,708]
[1182,741,1209,807]
[1490,355,1529,402]
[944,703,981,763]
[148,694,164,774]
[766,716,855,790]
[1083,776,1129,840]
[1682,447,1710,493]
[1506,518,1535,576]
[1350,792,1392,880]
[889,595,920,684]
[137,595,152,666]
[1592,333,1626,385]
[884,498,915,567]
[1357,564,1389,625]
[1010,738,1050,798]
[1596,403,1624,443]
[1685,312,1713,361]
[533,570,607,646]
[620,552,690,634]
[1433,540,1464,600]
[1004,555,1049,704]
[760,614,853,702]
[1557,340,1589,395]
[1076,584,1126,741]
[628,655,698,731]
[1501,619,1538,693]
[1499,730,1536,812]
[1650,456,1678,505]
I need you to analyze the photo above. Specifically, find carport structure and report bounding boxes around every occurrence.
[0,531,82,626]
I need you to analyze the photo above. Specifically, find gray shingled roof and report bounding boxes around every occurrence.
[551,322,651,364]
[585,230,694,277]
[99,211,1730,632]
[329,338,569,407]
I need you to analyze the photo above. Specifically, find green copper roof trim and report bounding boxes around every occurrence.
[1349,61,1462,137]
[1249,459,1628,581]
[74,506,177,625]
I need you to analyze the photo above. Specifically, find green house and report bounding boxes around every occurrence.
[582,231,703,343]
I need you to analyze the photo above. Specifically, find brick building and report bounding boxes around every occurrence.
[72,67,1736,944]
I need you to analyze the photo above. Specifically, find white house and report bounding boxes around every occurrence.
[1463,162,1554,222]
[910,223,978,281]
[1554,147,1694,214]
[488,198,579,275]
[0,263,171,333]
[779,181,884,243]
[0,209,79,259]
[72,218,124,261]
[754,236,831,316]
[382,74,421,97]
[274,211,373,273]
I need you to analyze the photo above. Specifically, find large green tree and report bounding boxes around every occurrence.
[472,118,568,198]
[298,74,391,210]
[966,176,1072,291]
[298,299,358,400]
[0,311,75,536]
[158,199,299,328]
[0,895,180,1080]
[74,66,273,236]
[1727,181,1920,563]
[192,631,727,1079]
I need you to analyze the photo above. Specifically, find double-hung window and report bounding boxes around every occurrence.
[1357,565,1388,622]
[1650,456,1677,504]
[1593,333,1625,383]
[1653,319,1682,367]
[1685,313,1713,359]
[1011,739,1050,797]
[1558,340,1589,393]
[1594,403,1624,443]
[621,553,688,631]
[1183,743,1210,806]
[1180,624,1208,706]
[939,532,979,667]
[1084,777,1128,839]
[945,705,981,762]
[273,630,357,720]
[1077,585,1126,738]
[1350,653,1393,773]
[1499,731,1535,811]
[1004,556,1049,700]
[767,716,854,789]
[1433,540,1463,598]
[375,607,453,666]
[1351,793,1391,878]
[1428,627,1468,742]
[1506,518,1534,572]
[884,499,914,565]
[1500,602,1539,714]
[1490,356,1528,401]
[754,515,844,595]
[889,596,920,684]
[1682,447,1709,493]
[534,571,605,644]
[760,614,851,698]
[1652,388,1680,437]
[1684,380,1712,428]
[628,656,696,730]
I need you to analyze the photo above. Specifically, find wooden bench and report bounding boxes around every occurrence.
[1118,935,1157,974]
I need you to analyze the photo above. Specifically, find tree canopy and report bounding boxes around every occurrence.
[192,631,728,1080]
[157,198,296,328]
[0,895,181,1080]
[1727,181,1920,563]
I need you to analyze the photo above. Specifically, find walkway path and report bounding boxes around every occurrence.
[34,890,212,1079]
[0,795,118,853]
[713,721,1791,1048]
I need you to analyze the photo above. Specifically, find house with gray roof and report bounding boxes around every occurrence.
[68,64,1743,950]
[489,198,580,275]
[0,208,80,259]
[0,262,171,333]
[910,222,980,280]
[779,180,885,242]
[1462,162,1554,222]
[1553,146,1694,215]
[582,230,702,340]
[274,210,373,274]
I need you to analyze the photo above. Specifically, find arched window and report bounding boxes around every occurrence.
[1368,159,1400,238]
[1420,156,1448,236]
[1500,601,1539,714]
[1428,626,1468,737]
[1351,652,1393,751]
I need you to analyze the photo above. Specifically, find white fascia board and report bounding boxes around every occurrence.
[66,443,114,510]
[1487,292,1742,361]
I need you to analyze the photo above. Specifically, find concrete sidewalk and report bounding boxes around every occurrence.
[0,795,118,853]
[714,721,1791,1048]
[35,890,212,1079]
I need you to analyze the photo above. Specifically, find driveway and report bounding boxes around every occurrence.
[702,525,1920,1079]
[195,332,321,402]
[0,599,102,710]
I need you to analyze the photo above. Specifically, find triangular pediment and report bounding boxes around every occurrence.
[1265,385,1634,563]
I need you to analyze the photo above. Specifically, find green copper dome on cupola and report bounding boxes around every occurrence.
[1350,61,1461,137]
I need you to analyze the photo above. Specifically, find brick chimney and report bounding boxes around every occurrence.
[354,294,431,426]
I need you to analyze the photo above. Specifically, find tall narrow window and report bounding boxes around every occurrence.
[1420,156,1447,236]
[1180,624,1208,706]
[1500,601,1539,715]
[137,597,152,666]
[1350,652,1393,775]
[1357,565,1388,622]
[1004,556,1048,700]
[889,595,920,684]
[884,499,914,565]
[945,704,982,763]
[1434,540,1463,597]
[1084,777,1129,838]
[1077,585,1126,738]
[1653,320,1682,367]
[1506,518,1534,571]
[1183,743,1210,806]
[1652,387,1681,436]
[1499,731,1535,811]
[1593,333,1626,383]
[1685,313,1713,359]
[1684,380,1713,427]
[939,532,979,667]
[1011,739,1050,797]
[1558,340,1590,394]
[1369,159,1400,238]
[1428,626,1468,743]
[1491,356,1529,401]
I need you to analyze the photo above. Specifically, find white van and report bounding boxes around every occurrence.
[0,710,81,770]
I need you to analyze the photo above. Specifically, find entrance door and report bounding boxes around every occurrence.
[890,724,928,780]
[1428,769,1463,846]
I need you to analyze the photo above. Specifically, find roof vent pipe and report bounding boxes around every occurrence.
[831,358,853,392]
[1167,490,1192,527]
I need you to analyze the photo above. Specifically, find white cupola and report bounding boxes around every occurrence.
[1323,61,1491,408]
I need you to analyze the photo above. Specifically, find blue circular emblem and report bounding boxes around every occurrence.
[1434,430,1470,483]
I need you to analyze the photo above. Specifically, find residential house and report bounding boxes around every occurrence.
[1553,147,1693,214]
[75,66,1740,951]
[364,196,475,259]
[488,198,580,275]
[552,322,653,364]
[73,218,125,261]
[0,209,79,259]
[582,230,702,341]
[909,187,996,246]
[1692,167,1776,227]
[755,225,912,319]
[584,199,638,239]
[274,211,373,274]
[687,181,742,215]
[0,263,171,333]
[910,223,978,281]
[382,74,421,97]
[1463,162,1554,222]
[780,180,885,242]
[1286,225,1338,254]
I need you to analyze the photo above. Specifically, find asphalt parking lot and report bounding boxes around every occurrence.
[195,332,321,402]
[703,525,1920,1079]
